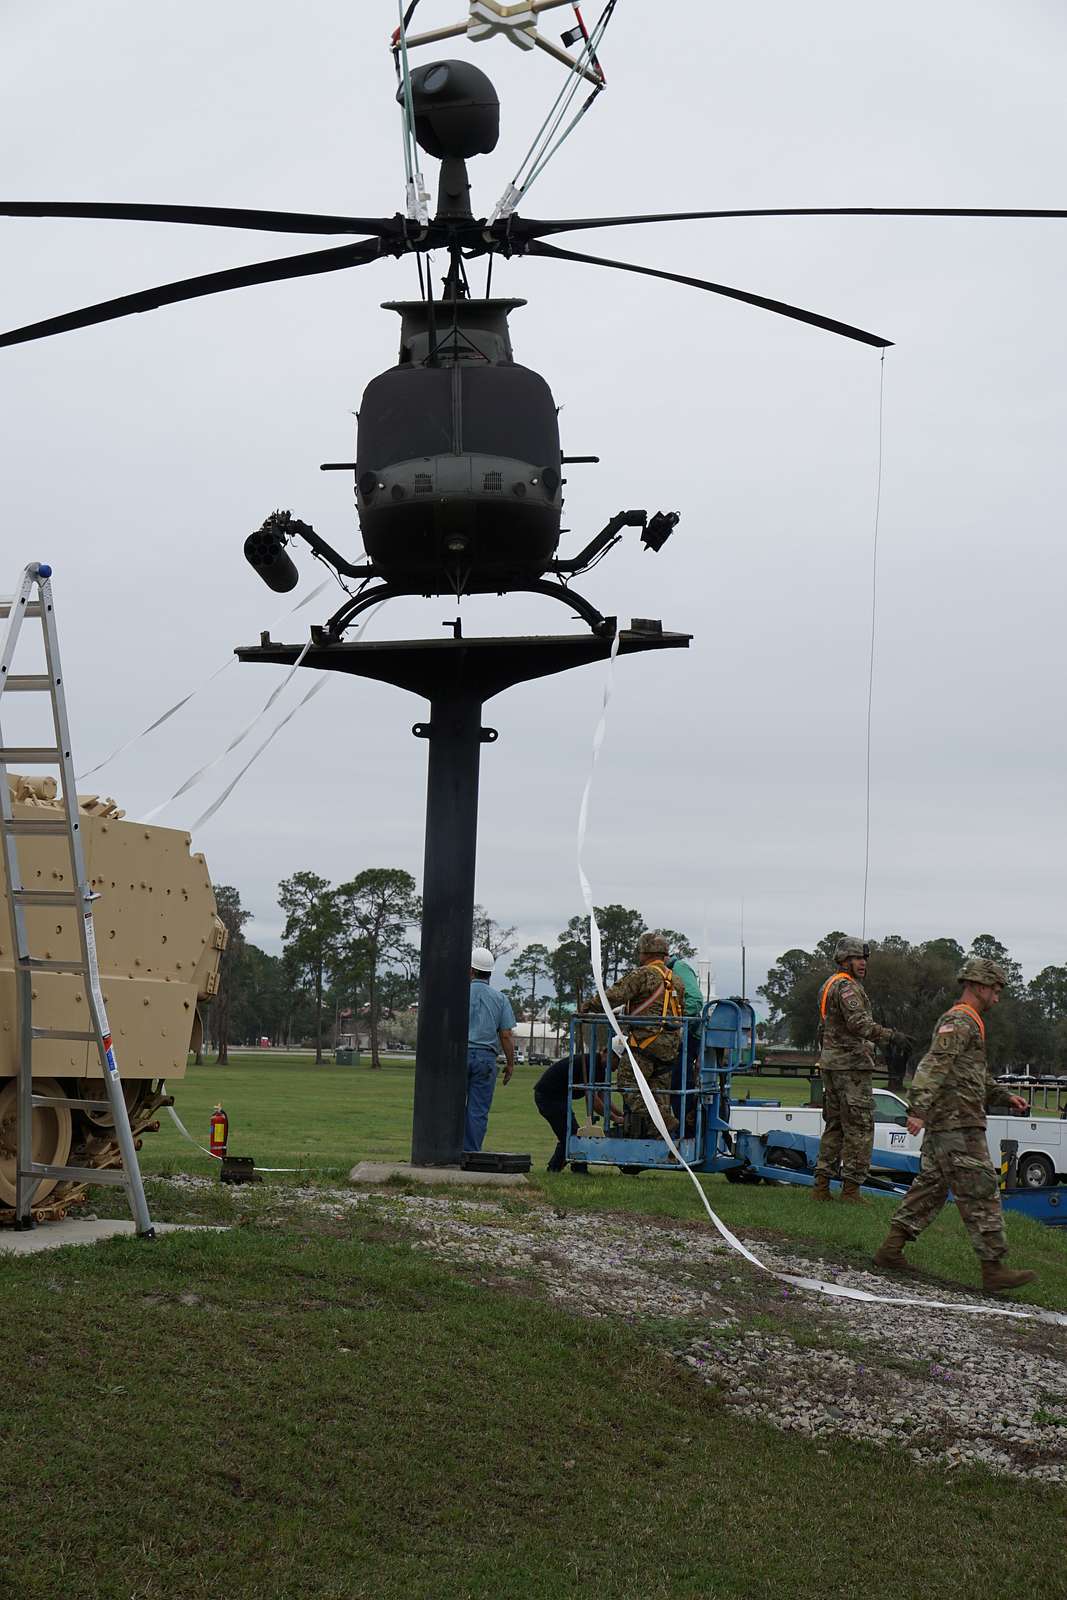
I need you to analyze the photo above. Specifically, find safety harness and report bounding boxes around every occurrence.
[626,959,682,1054]
[947,1001,986,1040]
[819,969,853,1019]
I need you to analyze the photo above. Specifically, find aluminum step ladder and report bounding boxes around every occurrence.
[0,562,154,1234]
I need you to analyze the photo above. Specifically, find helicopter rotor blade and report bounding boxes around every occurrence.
[0,238,388,350]
[0,201,404,237]
[523,238,891,349]
[511,206,1067,240]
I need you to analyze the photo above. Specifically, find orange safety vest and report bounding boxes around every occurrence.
[627,959,682,1054]
[946,1001,986,1040]
[819,969,852,1020]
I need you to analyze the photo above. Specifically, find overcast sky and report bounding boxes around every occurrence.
[3,1,1066,1002]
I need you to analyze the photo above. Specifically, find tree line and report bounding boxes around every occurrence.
[207,869,421,1069]
[758,930,1067,1081]
[204,881,698,1070]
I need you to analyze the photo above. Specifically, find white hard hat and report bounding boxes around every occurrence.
[471,946,494,973]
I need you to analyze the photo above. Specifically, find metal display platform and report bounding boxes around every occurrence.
[239,626,689,1168]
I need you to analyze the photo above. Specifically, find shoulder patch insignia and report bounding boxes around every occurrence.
[937,1025,955,1034]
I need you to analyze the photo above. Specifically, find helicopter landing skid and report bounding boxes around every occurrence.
[512,579,614,636]
[318,577,614,641]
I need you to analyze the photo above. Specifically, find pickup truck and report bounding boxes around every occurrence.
[729,1090,1067,1189]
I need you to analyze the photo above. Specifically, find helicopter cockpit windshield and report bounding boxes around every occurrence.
[355,296,563,592]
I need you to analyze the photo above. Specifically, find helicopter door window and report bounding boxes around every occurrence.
[459,366,560,461]
[357,368,453,462]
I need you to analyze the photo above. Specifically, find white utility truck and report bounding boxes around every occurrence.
[730,1090,1067,1188]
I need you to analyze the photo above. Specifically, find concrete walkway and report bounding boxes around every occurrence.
[0,1219,226,1255]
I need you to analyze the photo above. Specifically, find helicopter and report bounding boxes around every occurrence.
[2,15,1065,639]
[238,59,685,638]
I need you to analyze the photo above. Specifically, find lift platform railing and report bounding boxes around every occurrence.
[699,996,758,1151]
[565,998,758,1174]
[565,1013,694,1117]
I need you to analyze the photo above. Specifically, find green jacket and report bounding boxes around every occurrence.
[668,958,703,1018]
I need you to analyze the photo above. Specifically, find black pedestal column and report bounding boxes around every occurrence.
[410,690,491,1165]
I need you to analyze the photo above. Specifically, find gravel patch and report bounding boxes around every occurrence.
[152,1176,1067,1482]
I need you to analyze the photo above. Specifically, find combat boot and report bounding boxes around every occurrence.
[981,1260,1037,1293]
[873,1225,910,1270]
[840,1181,869,1205]
[810,1173,833,1202]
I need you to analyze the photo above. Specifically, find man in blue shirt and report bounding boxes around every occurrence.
[466,946,517,1152]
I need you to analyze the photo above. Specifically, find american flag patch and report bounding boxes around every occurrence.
[938,1025,955,1034]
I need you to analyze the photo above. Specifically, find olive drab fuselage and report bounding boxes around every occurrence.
[354,298,563,594]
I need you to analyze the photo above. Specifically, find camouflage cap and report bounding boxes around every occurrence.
[834,935,870,963]
[957,956,1007,988]
[637,930,669,958]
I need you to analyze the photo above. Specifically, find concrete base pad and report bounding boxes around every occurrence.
[0,1220,226,1255]
[349,1160,528,1188]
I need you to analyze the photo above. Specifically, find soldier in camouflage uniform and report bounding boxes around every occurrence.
[578,931,685,1140]
[812,936,909,1204]
[874,957,1036,1292]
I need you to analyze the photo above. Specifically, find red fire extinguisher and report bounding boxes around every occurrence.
[209,1104,229,1159]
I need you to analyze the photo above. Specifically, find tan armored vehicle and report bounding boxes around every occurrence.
[0,775,226,1219]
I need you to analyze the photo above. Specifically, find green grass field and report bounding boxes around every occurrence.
[3,1218,1065,1600]
[3,1054,1065,1599]
[151,1052,815,1177]
[147,1052,1067,1312]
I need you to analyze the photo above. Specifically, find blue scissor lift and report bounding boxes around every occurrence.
[566,999,753,1177]
[565,998,910,1195]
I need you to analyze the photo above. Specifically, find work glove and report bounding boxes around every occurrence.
[884,1031,912,1071]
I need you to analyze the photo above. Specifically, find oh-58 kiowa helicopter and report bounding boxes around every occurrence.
[3,0,1065,638]
[5,2,1066,1171]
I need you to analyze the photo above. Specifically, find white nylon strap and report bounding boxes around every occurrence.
[164,1104,302,1173]
[142,638,315,822]
[78,658,234,782]
[165,1102,220,1160]
[190,674,328,831]
[78,579,331,782]
[577,635,1064,1329]
[187,602,387,832]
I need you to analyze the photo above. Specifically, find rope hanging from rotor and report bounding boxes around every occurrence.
[393,1,431,224]
[519,2,615,188]
[489,0,618,225]
[861,351,887,938]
